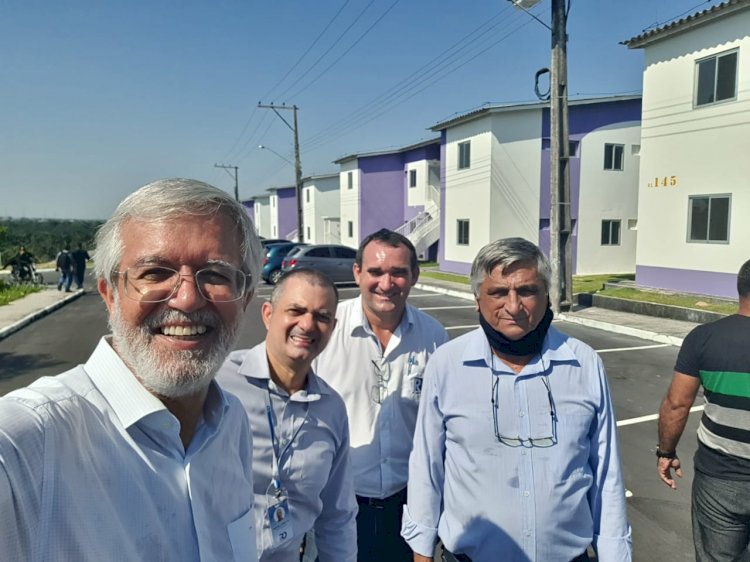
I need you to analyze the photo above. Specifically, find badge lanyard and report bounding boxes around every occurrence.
[263,383,293,547]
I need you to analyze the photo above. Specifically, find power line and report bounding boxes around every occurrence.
[259,0,352,102]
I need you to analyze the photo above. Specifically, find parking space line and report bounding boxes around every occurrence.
[418,305,476,311]
[596,343,672,354]
[616,405,704,427]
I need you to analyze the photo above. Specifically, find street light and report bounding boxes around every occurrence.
[258,144,293,166]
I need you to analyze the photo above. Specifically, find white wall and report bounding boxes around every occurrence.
[268,193,279,239]
[303,175,339,244]
[339,161,360,248]
[488,109,542,244]
[406,160,428,208]
[442,117,494,265]
[253,197,271,238]
[577,122,641,274]
[636,11,750,276]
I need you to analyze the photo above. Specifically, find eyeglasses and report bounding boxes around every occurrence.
[115,264,251,303]
[491,374,557,448]
[370,359,391,404]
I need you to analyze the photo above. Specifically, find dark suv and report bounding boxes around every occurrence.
[280,244,357,283]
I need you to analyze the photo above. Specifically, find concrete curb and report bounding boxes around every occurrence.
[556,313,685,347]
[0,289,84,341]
[414,282,475,302]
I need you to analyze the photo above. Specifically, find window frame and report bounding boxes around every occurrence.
[694,49,739,108]
[603,143,625,171]
[409,169,417,188]
[347,171,353,190]
[347,221,353,238]
[457,141,471,170]
[456,219,470,246]
[601,219,621,246]
[687,194,731,244]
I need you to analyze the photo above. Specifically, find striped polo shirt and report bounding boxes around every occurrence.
[675,313,750,480]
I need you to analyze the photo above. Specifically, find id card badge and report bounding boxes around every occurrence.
[267,491,294,547]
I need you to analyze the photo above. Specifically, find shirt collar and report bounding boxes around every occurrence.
[85,337,229,429]
[462,325,579,372]
[349,295,415,336]
[235,342,328,402]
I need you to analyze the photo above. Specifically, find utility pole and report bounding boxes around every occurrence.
[258,103,304,243]
[214,163,239,202]
[549,0,572,314]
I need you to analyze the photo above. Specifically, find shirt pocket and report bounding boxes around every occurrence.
[227,509,258,562]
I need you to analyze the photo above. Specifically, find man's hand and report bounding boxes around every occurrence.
[657,455,683,489]
[413,555,432,562]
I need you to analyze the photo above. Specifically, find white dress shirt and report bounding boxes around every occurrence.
[314,296,449,498]
[0,337,257,562]
[402,326,632,562]
[217,344,357,562]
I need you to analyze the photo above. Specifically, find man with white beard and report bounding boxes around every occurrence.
[0,179,263,562]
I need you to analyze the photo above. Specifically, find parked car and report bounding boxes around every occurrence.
[280,244,357,283]
[262,242,307,285]
[260,238,291,247]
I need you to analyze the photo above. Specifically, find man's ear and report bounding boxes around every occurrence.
[261,301,274,330]
[98,277,115,314]
[353,263,361,286]
[410,265,420,287]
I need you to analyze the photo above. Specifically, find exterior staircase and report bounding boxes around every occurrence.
[395,184,440,260]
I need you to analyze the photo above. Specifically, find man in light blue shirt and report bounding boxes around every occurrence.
[402,237,632,562]
[0,179,263,561]
[218,268,357,561]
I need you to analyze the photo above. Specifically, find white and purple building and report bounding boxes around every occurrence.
[624,1,750,298]
[430,95,643,276]
[334,138,441,257]
[301,173,340,244]
[267,185,298,241]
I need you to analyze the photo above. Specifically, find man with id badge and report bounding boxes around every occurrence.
[314,229,449,561]
[402,238,631,562]
[218,268,357,561]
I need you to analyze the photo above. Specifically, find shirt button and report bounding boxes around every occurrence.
[525,530,532,537]
[521,450,527,456]
[519,411,525,417]
[523,490,530,497]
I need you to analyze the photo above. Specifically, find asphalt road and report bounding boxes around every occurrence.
[0,282,701,561]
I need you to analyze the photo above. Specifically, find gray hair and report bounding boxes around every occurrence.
[469,237,551,296]
[269,268,339,306]
[93,178,263,293]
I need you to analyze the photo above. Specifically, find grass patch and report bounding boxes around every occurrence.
[419,270,470,284]
[0,281,43,306]
[572,273,635,294]
[600,287,737,315]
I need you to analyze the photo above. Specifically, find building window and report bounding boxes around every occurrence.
[347,171,353,190]
[305,188,310,203]
[348,221,353,238]
[457,219,470,245]
[601,220,621,246]
[695,50,738,107]
[271,197,276,208]
[688,195,730,243]
[604,144,624,171]
[306,227,311,240]
[409,169,417,188]
[273,225,277,237]
[458,141,471,170]
[569,140,579,157]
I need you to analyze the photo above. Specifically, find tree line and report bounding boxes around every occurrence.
[0,218,103,265]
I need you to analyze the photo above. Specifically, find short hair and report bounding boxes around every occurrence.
[93,178,263,294]
[738,259,750,298]
[355,228,418,271]
[269,268,339,306]
[470,237,552,297]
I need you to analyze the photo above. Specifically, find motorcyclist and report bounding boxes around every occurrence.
[5,246,36,281]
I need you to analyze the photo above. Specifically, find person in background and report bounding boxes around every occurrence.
[71,243,92,290]
[402,237,631,562]
[56,246,74,292]
[314,228,449,561]
[657,258,750,561]
[218,268,357,561]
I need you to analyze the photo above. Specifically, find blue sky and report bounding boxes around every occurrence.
[0,0,718,219]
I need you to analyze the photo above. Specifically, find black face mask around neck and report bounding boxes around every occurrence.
[479,306,554,357]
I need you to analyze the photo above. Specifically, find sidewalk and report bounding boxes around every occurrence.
[0,276,701,345]
[0,287,84,340]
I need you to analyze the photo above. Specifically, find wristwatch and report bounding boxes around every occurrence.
[655,447,678,459]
